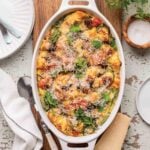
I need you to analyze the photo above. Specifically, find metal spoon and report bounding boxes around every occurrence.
[17,76,58,150]
[17,76,34,105]
[0,24,12,44]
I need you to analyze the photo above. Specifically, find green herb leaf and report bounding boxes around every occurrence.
[135,7,150,19]
[44,91,58,108]
[75,57,87,69]
[70,24,81,32]
[51,28,61,44]
[97,99,107,112]
[92,40,102,49]
[105,0,148,9]
[110,37,117,50]
[82,116,93,126]
[75,108,94,127]
[67,35,73,45]
[75,71,84,79]
[41,100,50,111]
[102,92,110,102]
[98,105,104,112]
[75,108,85,118]
[75,57,87,78]
[98,89,119,112]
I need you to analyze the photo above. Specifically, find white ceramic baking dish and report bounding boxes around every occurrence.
[32,0,125,149]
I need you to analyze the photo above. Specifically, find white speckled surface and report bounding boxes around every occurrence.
[122,2,150,150]
[0,3,150,150]
[122,40,150,150]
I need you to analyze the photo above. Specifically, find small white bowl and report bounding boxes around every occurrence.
[136,78,150,125]
[123,15,150,49]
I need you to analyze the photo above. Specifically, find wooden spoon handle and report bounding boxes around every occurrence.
[31,106,51,150]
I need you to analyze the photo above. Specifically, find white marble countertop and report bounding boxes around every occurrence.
[0,3,150,150]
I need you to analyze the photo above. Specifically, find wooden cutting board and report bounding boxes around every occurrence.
[33,0,122,150]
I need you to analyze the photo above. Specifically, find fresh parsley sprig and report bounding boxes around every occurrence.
[70,24,81,32]
[135,7,150,19]
[75,108,96,127]
[44,91,58,109]
[51,28,61,44]
[92,40,102,49]
[105,0,148,9]
[75,57,87,78]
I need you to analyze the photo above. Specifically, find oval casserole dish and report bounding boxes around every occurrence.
[32,0,125,148]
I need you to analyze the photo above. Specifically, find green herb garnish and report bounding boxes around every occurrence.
[67,35,73,45]
[97,99,107,112]
[70,24,81,32]
[105,0,148,9]
[75,108,95,127]
[102,92,110,102]
[41,100,50,111]
[44,91,58,109]
[98,105,104,112]
[92,40,102,49]
[82,116,93,126]
[75,57,87,70]
[75,57,87,78]
[51,28,61,44]
[98,89,119,112]
[135,7,150,19]
[75,72,84,79]
[75,108,85,118]
[110,37,117,50]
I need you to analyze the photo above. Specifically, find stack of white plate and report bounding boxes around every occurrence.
[0,0,34,59]
[136,78,150,125]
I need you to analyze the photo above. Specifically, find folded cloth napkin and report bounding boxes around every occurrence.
[95,113,131,150]
[0,69,43,150]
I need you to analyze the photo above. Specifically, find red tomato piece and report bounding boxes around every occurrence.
[92,18,103,27]
[66,99,88,110]
[38,79,47,89]
[38,77,52,89]
[77,100,88,110]
[72,131,80,136]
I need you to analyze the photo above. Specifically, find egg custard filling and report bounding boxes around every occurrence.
[36,11,121,136]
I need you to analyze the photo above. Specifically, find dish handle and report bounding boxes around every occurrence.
[59,138,97,150]
[58,0,99,12]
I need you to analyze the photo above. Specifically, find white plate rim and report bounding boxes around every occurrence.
[136,77,150,125]
[0,0,35,60]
